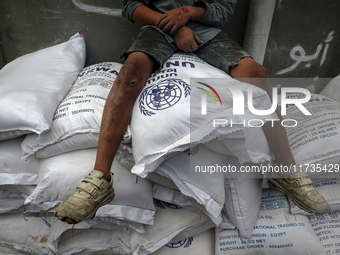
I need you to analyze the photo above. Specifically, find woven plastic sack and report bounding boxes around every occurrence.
[130,53,277,178]
[320,75,340,102]
[23,148,155,225]
[216,189,326,255]
[0,33,85,140]
[21,62,131,159]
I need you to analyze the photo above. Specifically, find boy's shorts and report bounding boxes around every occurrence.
[123,26,250,74]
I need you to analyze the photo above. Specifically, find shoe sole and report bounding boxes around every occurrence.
[267,179,316,214]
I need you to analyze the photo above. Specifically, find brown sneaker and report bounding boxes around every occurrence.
[267,169,330,214]
[55,170,115,224]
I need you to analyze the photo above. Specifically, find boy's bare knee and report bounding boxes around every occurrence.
[118,63,141,88]
[112,58,152,100]
[231,58,271,93]
[117,52,154,89]
[242,58,268,78]
[252,64,268,79]
[231,58,268,79]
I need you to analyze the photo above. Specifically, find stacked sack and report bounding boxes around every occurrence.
[0,33,86,254]
[19,46,273,253]
[1,32,340,254]
[214,76,340,255]
[0,35,226,254]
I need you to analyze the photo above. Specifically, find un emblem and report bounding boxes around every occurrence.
[139,78,190,116]
[165,237,194,249]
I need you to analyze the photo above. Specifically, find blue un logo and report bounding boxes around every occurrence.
[166,238,194,249]
[139,78,190,116]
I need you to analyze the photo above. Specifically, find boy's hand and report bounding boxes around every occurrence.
[173,26,204,52]
[156,7,192,35]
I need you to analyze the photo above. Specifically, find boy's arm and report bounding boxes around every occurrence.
[194,0,238,26]
[131,5,162,26]
[122,0,204,32]
[128,5,204,33]
[173,26,204,52]
[156,0,238,34]
[122,0,161,26]
[156,6,206,35]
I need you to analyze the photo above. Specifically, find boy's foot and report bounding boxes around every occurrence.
[268,170,330,214]
[55,170,115,224]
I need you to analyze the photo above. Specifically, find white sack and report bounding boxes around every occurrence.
[204,125,272,164]
[0,137,39,185]
[154,144,226,224]
[152,183,235,229]
[224,156,263,239]
[320,75,340,102]
[0,33,85,141]
[147,171,179,190]
[153,183,207,212]
[153,145,263,232]
[309,211,340,255]
[282,94,340,179]
[53,221,133,255]
[0,214,57,254]
[21,62,131,159]
[132,199,215,255]
[0,185,36,214]
[0,190,25,214]
[216,189,326,255]
[0,246,28,255]
[57,199,214,255]
[0,136,38,212]
[153,227,215,255]
[23,148,155,225]
[130,53,277,178]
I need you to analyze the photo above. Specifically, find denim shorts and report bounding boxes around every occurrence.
[123,26,250,74]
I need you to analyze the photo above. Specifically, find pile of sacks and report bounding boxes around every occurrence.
[1,34,340,254]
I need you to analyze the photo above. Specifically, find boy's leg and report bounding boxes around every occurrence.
[55,52,155,224]
[55,27,177,224]
[93,26,176,182]
[229,57,296,167]
[230,58,330,214]
[94,52,156,181]
[196,32,330,214]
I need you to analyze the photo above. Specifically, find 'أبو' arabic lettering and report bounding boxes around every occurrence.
[275,31,334,76]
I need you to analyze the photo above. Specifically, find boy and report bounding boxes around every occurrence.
[55,0,330,224]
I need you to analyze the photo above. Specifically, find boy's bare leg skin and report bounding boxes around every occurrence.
[229,57,295,166]
[62,52,155,224]
[229,57,330,214]
[93,52,155,181]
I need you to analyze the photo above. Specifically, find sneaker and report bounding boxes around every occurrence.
[267,169,330,214]
[55,170,115,224]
